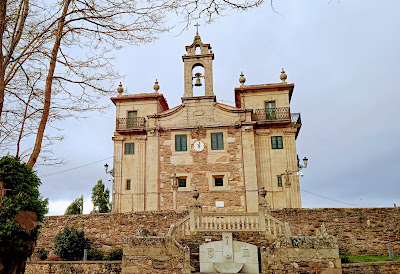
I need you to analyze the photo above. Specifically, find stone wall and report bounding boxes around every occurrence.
[36,208,400,257]
[342,261,400,274]
[270,208,400,255]
[36,210,187,252]
[159,128,247,213]
[25,261,121,274]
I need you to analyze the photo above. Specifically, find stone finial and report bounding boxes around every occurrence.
[117,82,124,96]
[239,71,246,86]
[153,79,160,93]
[280,68,287,84]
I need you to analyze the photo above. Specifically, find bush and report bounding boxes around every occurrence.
[36,248,47,260]
[54,227,89,261]
[87,248,104,261]
[340,254,351,263]
[0,156,48,243]
[105,248,123,260]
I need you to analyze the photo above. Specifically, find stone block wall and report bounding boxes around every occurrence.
[25,261,121,274]
[35,208,400,257]
[36,210,187,252]
[159,128,247,212]
[270,208,400,255]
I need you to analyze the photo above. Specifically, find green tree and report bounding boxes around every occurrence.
[0,156,48,273]
[54,227,89,261]
[91,180,111,213]
[65,195,83,215]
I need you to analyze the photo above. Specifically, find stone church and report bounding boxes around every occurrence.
[110,29,303,213]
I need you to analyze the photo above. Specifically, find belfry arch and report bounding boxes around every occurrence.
[192,63,206,96]
[182,28,214,98]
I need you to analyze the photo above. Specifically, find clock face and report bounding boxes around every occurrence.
[194,141,205,151]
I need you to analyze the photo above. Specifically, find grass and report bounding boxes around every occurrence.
[340,254,400,263]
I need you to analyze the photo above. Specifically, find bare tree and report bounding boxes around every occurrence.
[0,0,264,168]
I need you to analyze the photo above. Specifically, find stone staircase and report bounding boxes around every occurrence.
[121,207,342,273]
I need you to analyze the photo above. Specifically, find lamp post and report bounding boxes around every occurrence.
[104,163,114,212]
[298,157,308,170]
[192,189,201,209]
[281,156,309,188]
[170,174,179,210]
[104,163,114,176]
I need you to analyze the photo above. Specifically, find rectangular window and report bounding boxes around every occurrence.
[126,180,131,190]
[265,101,276,120]
[214,176,224,187]
[271,136,283,149]
[175,134,187,151]
[124,143,135,154]
[211,132,224,150]
[127,111,138,128]
[277,176,282,187]
[178,178,187,188]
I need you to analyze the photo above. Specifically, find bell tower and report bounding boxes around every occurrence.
[182,25,214,98]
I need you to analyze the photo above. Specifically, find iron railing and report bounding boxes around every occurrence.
[116,117,146,131]
[252,107,290,122]
[291,113,301,125]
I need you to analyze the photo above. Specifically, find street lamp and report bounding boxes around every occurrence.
[298,156,308,171]
[192,189,199,201]
[259,186,266,199]
[104,163,113,176]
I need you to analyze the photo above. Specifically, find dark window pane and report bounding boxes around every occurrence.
[127,111,138,127]
[175,135,187,151]
[214,177,223,187]
[124,143,134,154]
[178,178,186,187]
[127,180,131,190]
[277,176,282,187]
[211,132,223,150]
[271,136,283,149]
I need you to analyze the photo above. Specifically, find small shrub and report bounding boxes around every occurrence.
[54,227,89,261]
[105,248,123,260]
[36,248,47,260]
[87,248,104,261]
[340,254,351,263]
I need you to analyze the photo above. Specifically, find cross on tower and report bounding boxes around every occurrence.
[195,23,200,35]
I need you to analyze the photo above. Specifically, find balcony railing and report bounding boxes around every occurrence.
[116,117,145,131]
[291,113,301,125]
[252,107,291,122]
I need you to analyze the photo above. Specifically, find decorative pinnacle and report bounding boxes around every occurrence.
[117,82,124,96]
[280,68,287,84]
[239,71,246,86]
[153,79,160,93]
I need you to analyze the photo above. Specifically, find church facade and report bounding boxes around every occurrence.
[110,31,303,213]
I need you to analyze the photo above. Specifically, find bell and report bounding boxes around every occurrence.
[195,77,202,86]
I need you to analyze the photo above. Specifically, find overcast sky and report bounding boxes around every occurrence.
[36,0,400,215]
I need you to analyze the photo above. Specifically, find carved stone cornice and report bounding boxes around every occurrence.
[256,130,271,136]
[135,135,147,141]
[284,128,297,135]
[112,136,124,142]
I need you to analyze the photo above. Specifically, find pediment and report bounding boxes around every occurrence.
[152,101,247,129]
